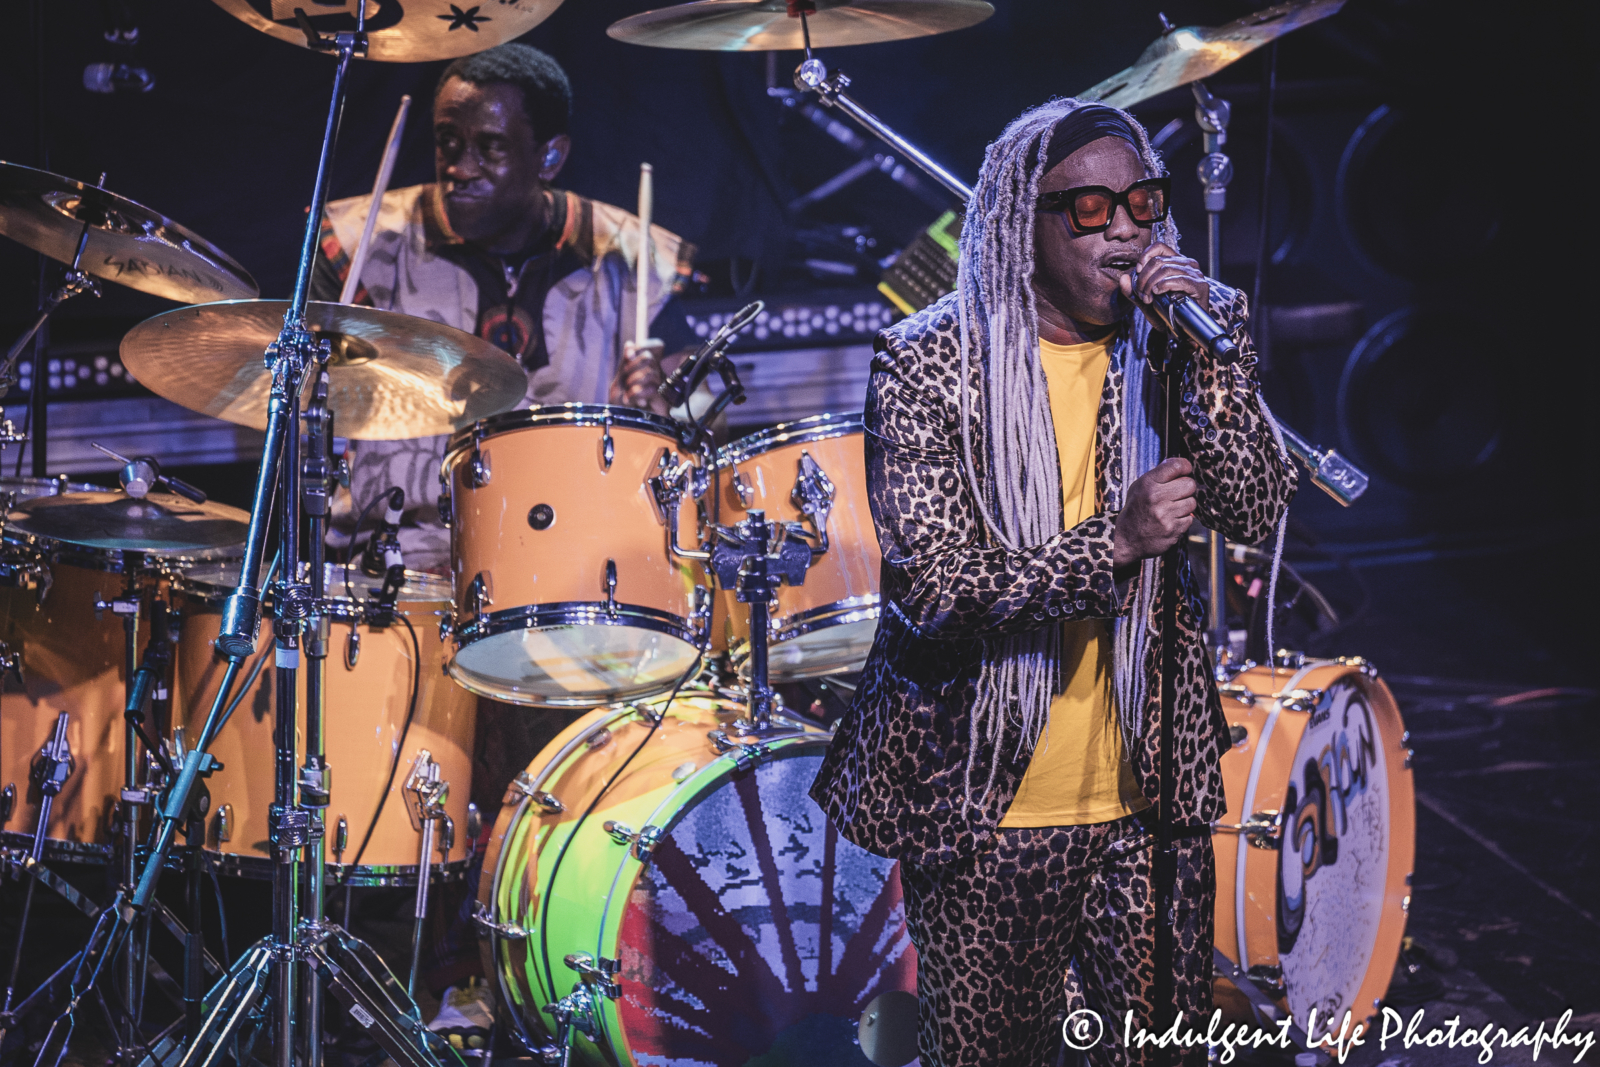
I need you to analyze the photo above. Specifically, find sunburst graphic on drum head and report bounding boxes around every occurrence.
[614,754,917,1065]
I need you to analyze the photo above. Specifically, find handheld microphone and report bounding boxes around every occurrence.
[1146,291,1240,365]
[659,300,764,407]
[360,487,405,578]
[83,63,154,94]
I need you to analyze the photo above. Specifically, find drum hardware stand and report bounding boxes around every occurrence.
[784,8,972,202]
[0,196,103,392]
[401,752,452,997]
[0,711,73,1033]
[709,510,815,732]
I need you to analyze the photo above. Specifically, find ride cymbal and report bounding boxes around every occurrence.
[6,491,250,556]
[120,301,527,441]
[1078,0,1345,109]
[0,163,258,304]
[212,0,568,63]
[607,0,993,51]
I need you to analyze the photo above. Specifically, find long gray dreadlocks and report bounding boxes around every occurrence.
[955,96,1176,800]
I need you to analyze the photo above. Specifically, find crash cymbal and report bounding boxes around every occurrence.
[1078,0,1345,109]
[0,163,258,304]
[607,0,993,51]
[6,490,250,556]
[212,0,568,63]
[120,301,527,441]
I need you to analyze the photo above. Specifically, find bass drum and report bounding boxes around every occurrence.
[478,692,917,1065]
[1212,658,1415,1029]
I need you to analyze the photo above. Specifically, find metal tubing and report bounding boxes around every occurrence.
[289,42,355,322]
[271,373,304,1067]
[826,88,972,201]
[406,818,437,997]
[302,374,332,1067]
[217,375,290,657]
[121,568,144,1058]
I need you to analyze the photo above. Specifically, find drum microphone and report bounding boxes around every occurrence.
[659,300,764,407]
[362,487,407,623]
[360,487,405,578]
[1144,290,1240,365]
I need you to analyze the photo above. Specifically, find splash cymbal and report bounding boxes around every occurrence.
[0,163,258,304]
[607,0,994,51]
[6,490,250,557]
[212,0,569,63]
[120,301,527,441]
[1078,0,1345,109]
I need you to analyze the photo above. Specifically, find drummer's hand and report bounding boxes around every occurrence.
[613,339,669,416]
[1119,243,1209,331]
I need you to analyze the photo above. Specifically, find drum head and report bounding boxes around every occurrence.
[449,623,701,706]
[736,615,880,680]
[609,749,917,1062]
[1275,671,1409,1023]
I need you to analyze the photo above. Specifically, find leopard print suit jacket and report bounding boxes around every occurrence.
[809,288,1297,866]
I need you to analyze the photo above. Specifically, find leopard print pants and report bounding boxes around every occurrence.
[900,815,1215,1067]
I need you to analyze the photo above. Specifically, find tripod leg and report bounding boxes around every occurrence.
[174,942,274,1067]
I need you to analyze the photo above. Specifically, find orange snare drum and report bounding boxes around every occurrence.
[714,413,880,680]
[442,405,710,708]
[173,564,476,885]
[1212,658,1415,1028]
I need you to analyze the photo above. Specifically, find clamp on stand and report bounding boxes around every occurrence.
[402,752,452,998]
[709,510,814,731]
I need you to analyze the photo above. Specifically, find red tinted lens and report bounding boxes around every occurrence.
[1126,183,1165,222]
[1071,190,1113,228]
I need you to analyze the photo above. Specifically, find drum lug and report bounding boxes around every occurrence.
[471,899,528,941]
[791,450,835,555]
[508,771,566,816]
[464,422,492,488]
[1244,963,1285,999]
[1335,654,1378,677]
[214,803,234,844]
[564,951,622,1000]
[708,730,770,771]
[601,414,615,472]
[333,815,348,864]
[437,611,453,645]
[465,573,492,623]
[603,819,635,845]
[604,559,619,617]
[1276,687,1323,714]
[1211,809,1282,849]
[1219,683,1255,707]
[0,641,23,688]
[1,783,14,825]
[731,467,755,509]
[344,625,360,668]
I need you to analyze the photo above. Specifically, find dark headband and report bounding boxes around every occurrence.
[1042,105,1141,174]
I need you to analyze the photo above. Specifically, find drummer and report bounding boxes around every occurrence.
[308,42,700,1046]
[311,42,700,574]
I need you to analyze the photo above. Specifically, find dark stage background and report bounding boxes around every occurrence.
[0,0,1595,1055]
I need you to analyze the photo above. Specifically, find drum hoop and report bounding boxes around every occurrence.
[203,850,470,886]
[174,565,451,609]
[452,601,700,654]
[714,411,864,468]
[444,403,680,463]
[0,533,202,573]
[0,830,114,864]
[588,728,827,1050]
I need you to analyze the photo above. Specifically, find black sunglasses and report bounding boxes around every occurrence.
[1036,177,1171,233]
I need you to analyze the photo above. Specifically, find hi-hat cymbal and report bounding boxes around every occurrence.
[212,0,568,63]
[120,301,527,441]
[6,490,250,557]
[607,0,993,51]
[1078,0,1345,109]
[0,163,258,304]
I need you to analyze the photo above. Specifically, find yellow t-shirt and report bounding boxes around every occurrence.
[998,334,1150,828]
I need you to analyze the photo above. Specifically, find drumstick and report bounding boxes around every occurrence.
[635,162,653,347]
[340,94,412,306]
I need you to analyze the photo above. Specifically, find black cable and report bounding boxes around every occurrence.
[535,647,706,1011]
[341,485,400,601]
[348,611,420,869]
[207,855,230,968]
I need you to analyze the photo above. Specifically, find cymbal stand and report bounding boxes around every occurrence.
[0,712,72,1032]
[0,208,102,392]
[786,11,972,201]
